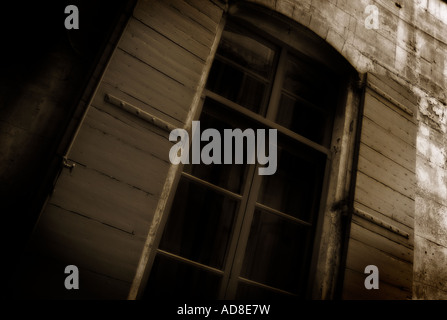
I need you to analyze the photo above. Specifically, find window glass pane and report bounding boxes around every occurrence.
[207,58,269,114]
[143,254,221,299]
[257,136,326,222]
[159,178,239,269]
[183,99,250,194]
[240,209,312,295]
[282,55,331,107]
[237,74,267,112]
[206,23,277,115]
[217,26,276,78]
[275,94,330,145]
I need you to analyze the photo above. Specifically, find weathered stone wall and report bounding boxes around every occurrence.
[245,0,447,299]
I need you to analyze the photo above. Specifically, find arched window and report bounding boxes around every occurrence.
[143,3,353,299]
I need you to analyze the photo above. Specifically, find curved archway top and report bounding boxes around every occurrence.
[228,1,358,79]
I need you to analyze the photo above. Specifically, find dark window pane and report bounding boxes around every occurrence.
[206,23,277,115]
[207,59,268,114]
[276,94,330,145]
[183,99,250,194]
[257,136,326,222]
[159,178,239,269]
[207,59,244,103]
[282,55,333,107]
[184,98,271,194]
[143,254,221,299]
[217,26,276,78]
[240,209,312,295]
[237,74,267,112]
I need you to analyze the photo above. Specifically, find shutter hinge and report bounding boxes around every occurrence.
[62,156,76,172]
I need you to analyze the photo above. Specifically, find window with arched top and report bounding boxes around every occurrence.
[142,2,355,299]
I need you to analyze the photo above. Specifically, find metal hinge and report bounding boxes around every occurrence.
[62,156,76,172]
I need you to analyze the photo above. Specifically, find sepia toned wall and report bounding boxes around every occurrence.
[246,0,447,299]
